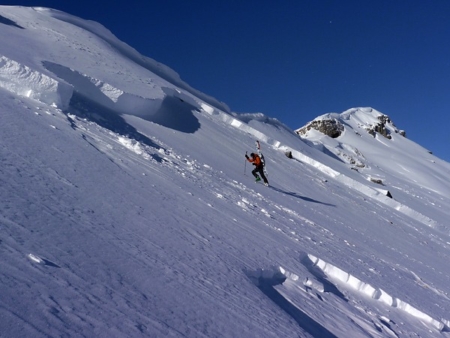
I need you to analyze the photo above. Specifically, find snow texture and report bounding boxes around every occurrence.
[1,6,450,338]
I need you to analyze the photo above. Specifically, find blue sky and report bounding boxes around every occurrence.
[5,1,450,162]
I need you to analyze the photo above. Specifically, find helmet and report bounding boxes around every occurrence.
[250,153,255,157]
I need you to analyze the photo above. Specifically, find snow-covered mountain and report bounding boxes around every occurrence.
[1,6,450,338]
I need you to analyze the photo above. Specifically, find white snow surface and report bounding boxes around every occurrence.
[1,6,450,338]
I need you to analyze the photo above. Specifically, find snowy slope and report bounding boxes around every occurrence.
[1,6,450,338]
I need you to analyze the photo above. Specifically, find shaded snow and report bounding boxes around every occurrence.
[1,6,450,338]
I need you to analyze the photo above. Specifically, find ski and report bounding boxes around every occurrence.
[255,140,268,177]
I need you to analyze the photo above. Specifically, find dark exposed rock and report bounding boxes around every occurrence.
[374,188,393,198]
[365,114,393,139]
[377,114,392,125]
[375,123,391,139]
[370,178,383,185]
[296,119,344,138]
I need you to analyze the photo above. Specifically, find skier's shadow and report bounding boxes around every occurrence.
[270,186,335,207]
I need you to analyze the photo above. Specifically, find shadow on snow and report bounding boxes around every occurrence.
[270,186,335,207]
[300,253,347,302]
[43,60,201,135]
[244,269,337,338]
[66,93,166,163]
[0,14,24,29]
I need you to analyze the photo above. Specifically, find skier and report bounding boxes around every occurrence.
[245,153,269,186]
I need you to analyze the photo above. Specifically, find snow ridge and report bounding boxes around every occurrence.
[0,55,72,109]
[306,254,449,332]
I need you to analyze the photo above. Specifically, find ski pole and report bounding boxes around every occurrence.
[244,151,247,175]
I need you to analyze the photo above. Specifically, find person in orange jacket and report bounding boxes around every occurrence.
[245,153,269,186]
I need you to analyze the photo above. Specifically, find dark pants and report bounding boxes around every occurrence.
[252,166,268,184]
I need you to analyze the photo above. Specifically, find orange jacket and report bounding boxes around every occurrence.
[247,154,262,166]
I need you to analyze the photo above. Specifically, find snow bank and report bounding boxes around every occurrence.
[42,60,164,116]
[0,56,72,109]
[245,266,287,286]
[307,254,447,331]
[281,146,439,229]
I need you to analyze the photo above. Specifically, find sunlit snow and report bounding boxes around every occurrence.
[1,6,450,338]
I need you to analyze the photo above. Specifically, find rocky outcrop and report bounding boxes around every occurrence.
[296,118,344,138]
[366,114,407,139]
[297,111,407,141]
[366,114,392,139]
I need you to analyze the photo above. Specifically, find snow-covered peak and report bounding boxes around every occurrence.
[297,107,402,139]
[296,107,450,198]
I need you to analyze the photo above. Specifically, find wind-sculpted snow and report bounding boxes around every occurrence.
[39,6,230,115]
[0,56,72,109]
[245,265,398,337]
[245,256,450,336]
[306,254,449,332]
[0,6,227,124]
[27,253,60,268]
[43,60,165,116]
